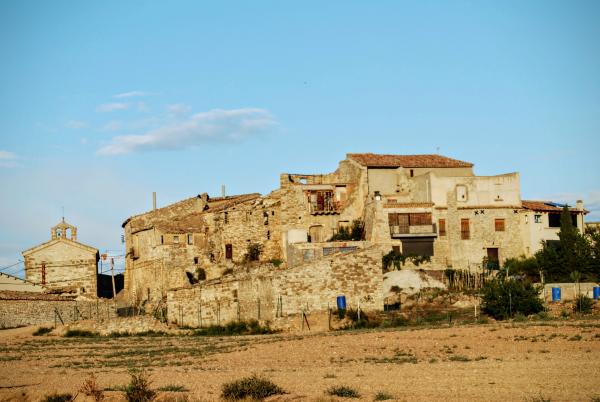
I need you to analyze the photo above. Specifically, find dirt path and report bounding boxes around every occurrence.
[1,320,599,401]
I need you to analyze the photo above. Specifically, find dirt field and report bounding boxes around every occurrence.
[1,319,599,402]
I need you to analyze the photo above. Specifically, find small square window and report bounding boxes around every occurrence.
[187,234,193,245]
[534,214,542,224]
[173,235,179,243]
[494,218,505,232]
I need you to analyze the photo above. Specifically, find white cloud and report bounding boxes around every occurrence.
[96,103,131,113]
[97,108,276,155]
[0,150,18,168]
[66,120,87,129]
[101,120,124,132]
[114,91,149,99]
[167,103,191,115]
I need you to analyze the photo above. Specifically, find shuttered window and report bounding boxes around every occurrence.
[461,219,470,240]
[494,218,505,232]
[439,219,446,236]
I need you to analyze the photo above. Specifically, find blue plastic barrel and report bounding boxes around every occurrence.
[593,287,600,300]
[551,287,561,302]
[336,295,347,310]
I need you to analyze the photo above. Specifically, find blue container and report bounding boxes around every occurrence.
[551,287,561,302]
[336,295,347,310]
[593,287,600,300]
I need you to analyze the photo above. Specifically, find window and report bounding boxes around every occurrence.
[461,219,470,240]
[410,169,414,177]
[494,218,505,232]
[225,244,233,259]
[224,212,229,224]
[193,257,199,264]
[266,230,270,240]
[388,213,432,234]
[439,219,446,236]
[187,234,193,245]
[456,185,468,201]
[160,235,164,245]
[173,235,180,243]
[534,214,542,224]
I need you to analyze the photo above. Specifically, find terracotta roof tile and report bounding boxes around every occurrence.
[521,200,587,213]
[347,153,473,168]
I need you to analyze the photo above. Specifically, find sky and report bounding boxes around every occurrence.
[0,1,599,275]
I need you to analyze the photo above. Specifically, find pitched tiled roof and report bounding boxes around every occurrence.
[347,153,473,168]
[521,200,587,213]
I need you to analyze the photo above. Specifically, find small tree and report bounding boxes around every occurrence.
[481,278,544,320]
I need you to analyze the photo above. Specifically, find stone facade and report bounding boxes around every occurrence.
[124,152,588,319]
[22,220,99,297]
[167,246,384,327]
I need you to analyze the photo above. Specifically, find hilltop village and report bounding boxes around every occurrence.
[1,153,588,328]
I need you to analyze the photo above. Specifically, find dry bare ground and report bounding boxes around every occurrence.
[0,319,599,401]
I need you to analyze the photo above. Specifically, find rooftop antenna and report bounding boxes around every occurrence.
[62,206,65,222]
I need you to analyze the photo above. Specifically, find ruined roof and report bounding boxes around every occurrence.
[521,200,587,213]
[122,192,261,228]
[347,153,473,168]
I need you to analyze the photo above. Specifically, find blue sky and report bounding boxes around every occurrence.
[1,1,599,274]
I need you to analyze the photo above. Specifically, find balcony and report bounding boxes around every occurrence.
[390,224,437,238]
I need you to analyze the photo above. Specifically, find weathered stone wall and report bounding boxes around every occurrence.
[23,241,98,297]
[167,246,384,327]
[0,294,117,329]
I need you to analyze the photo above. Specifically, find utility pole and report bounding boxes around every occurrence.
[110,257,117,300]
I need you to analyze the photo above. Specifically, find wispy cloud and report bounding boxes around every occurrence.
[0,150,19,168]
[167,103,191,115]
[114,91,149,99]
[96,103,131,113]
[66,120,87,129]
[97,108,276,155]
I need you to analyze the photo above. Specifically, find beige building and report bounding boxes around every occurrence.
[22,219,99,297]
[123,153,587,314]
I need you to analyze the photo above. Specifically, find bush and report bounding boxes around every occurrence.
[573,294,593,314]
[270,259,283,267]
[195,267,206,281]
[329,220,364,241]
[33,327,52,336]
[80,373,104,402]
[374,391,393,400]
[64,329,100,337]
[125,369,156,402]
[41,393,72,402]
[221,375,284,400]
[244,243,263,262]
[193,320,276,337]
[481,278,544,320]
[327,385,360,398]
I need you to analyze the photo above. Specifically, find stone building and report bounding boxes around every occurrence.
[22,219,99,297]
[123,153,587,321]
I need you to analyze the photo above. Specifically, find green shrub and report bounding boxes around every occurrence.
[157,385,187,392]
[374,391,393,400]
[481,278,544,320]
[195,267,206,281]
[244,243,263,262]
[327,385,360,398]
[270,259,283,267]
[64,329,100,338]
[40,393,72,402]
[573,294,593,314]
[329,220,364,241]
[124,369,156,402]
[193,320,276,337]
[221,375,284,400]
[33,327,52,336]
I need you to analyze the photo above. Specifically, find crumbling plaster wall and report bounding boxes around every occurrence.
[167,246,384,327]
